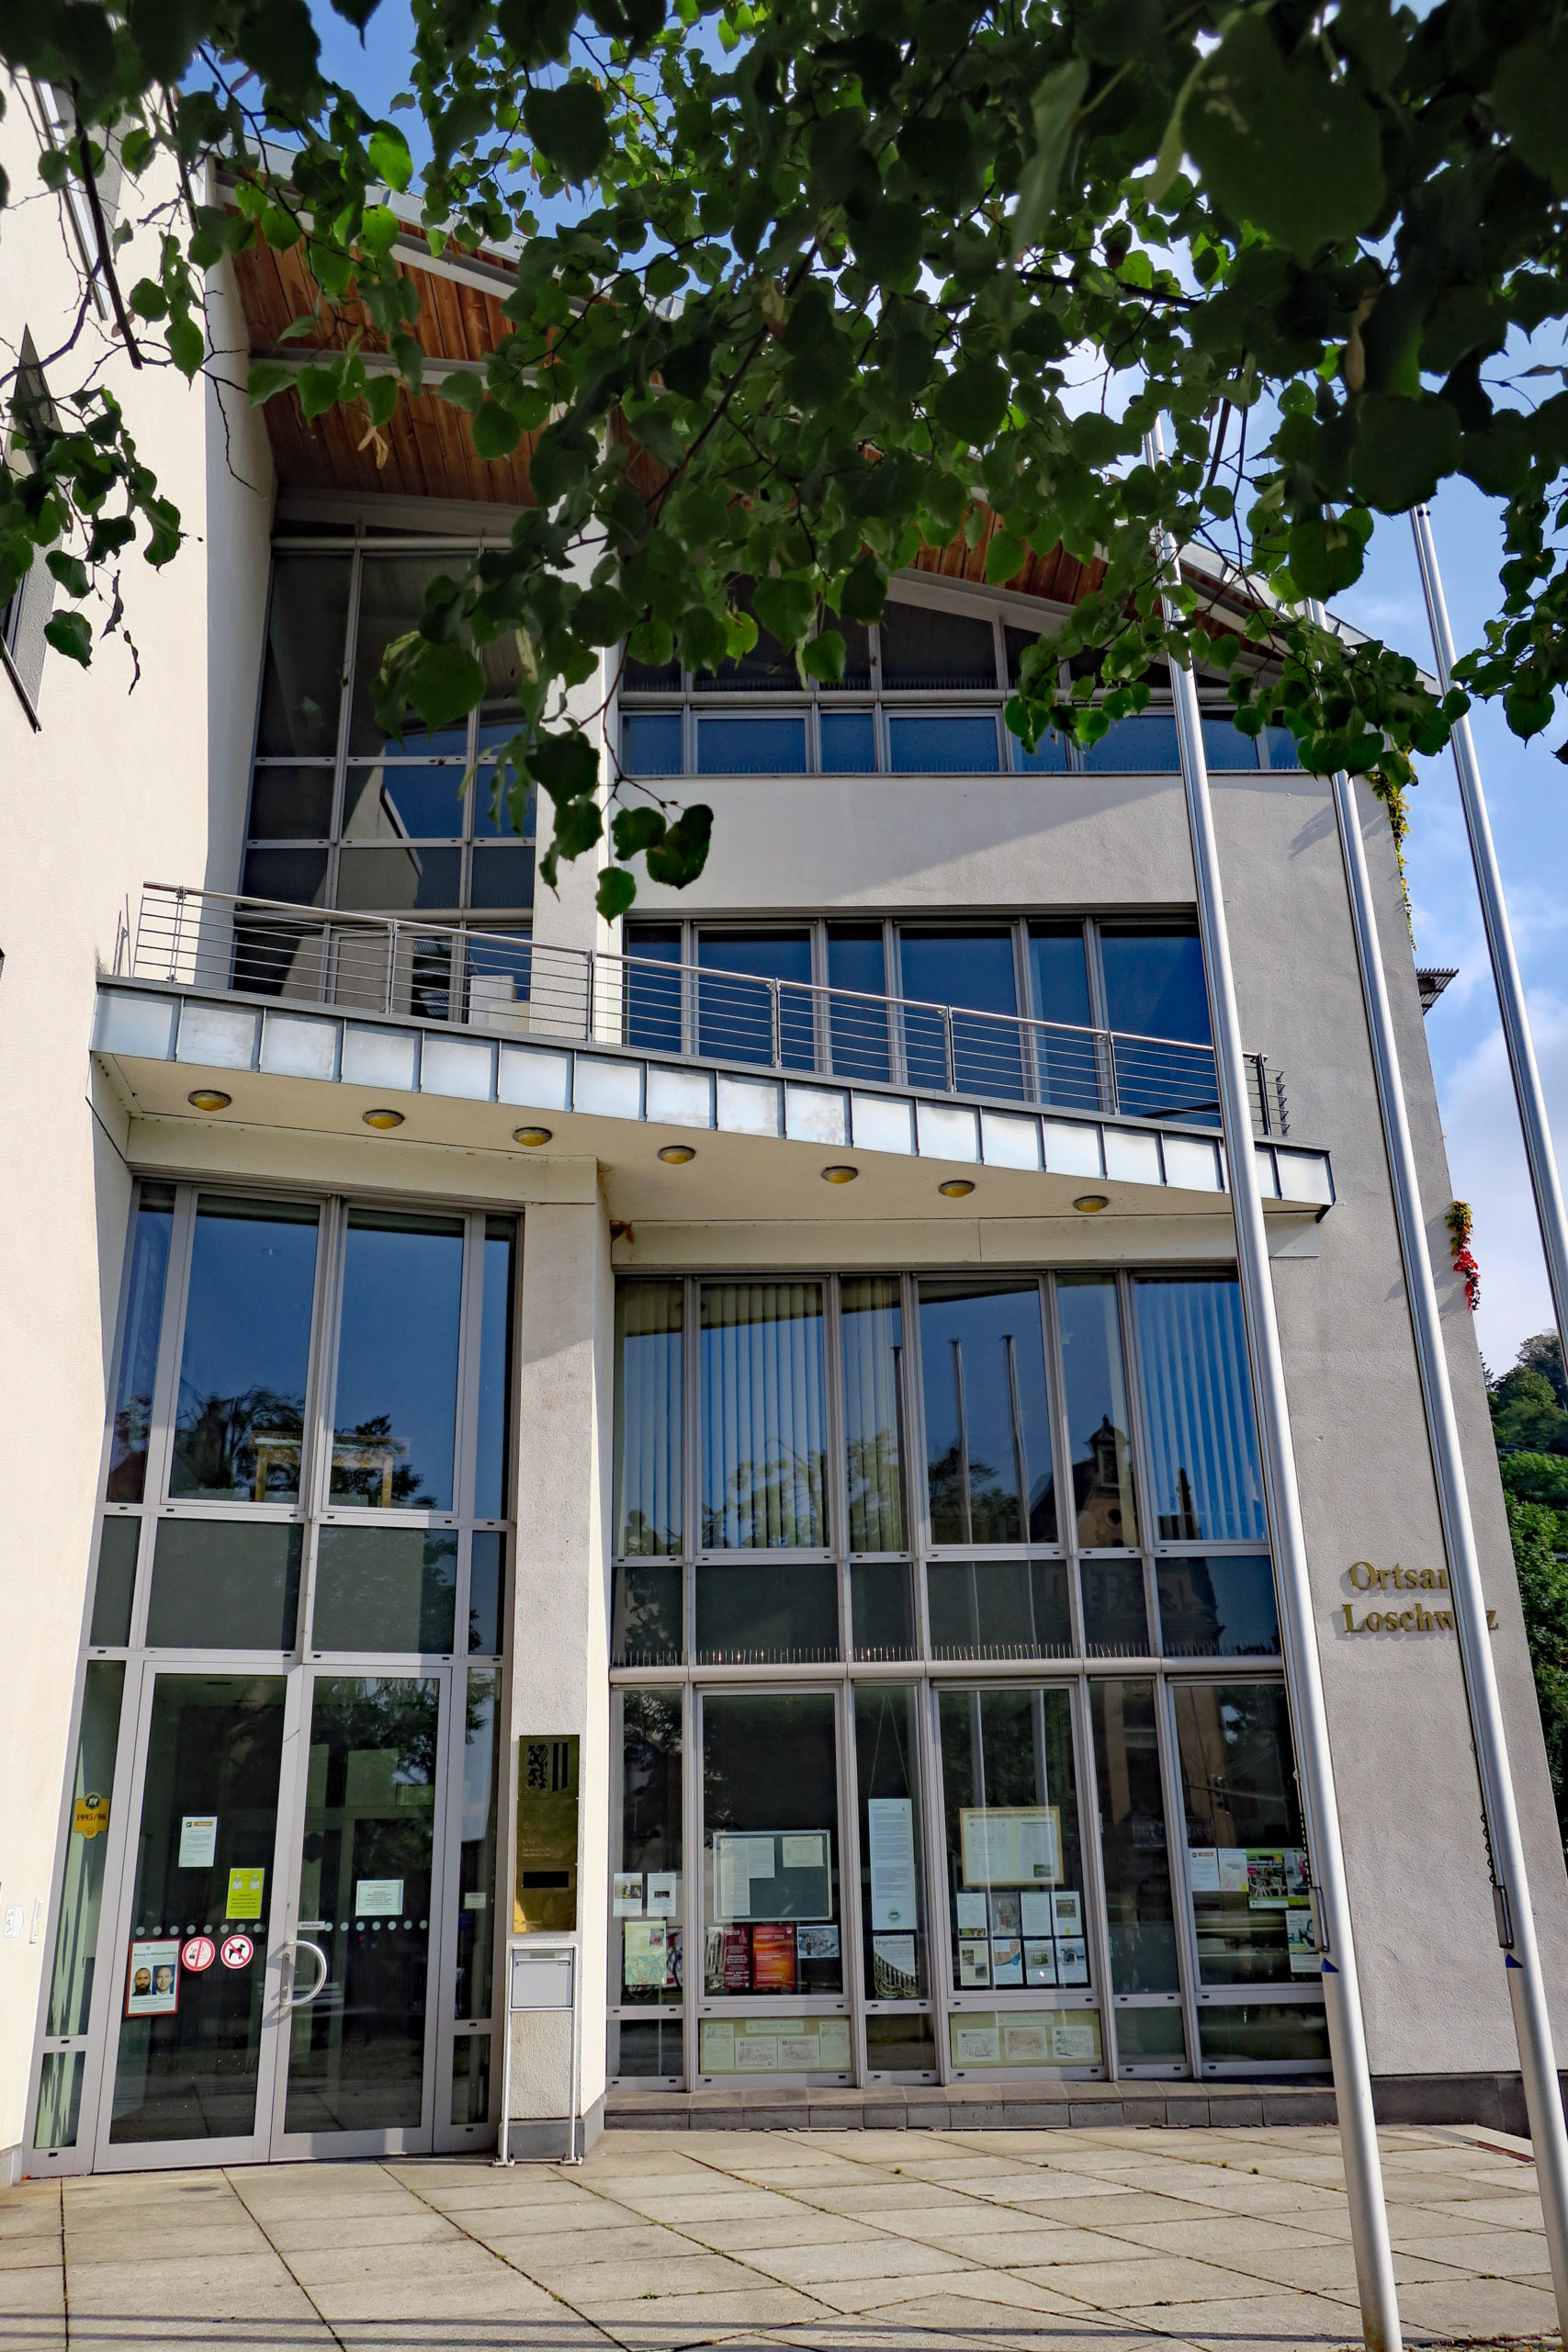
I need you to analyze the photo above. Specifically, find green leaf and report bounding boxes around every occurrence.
[44,611,92,666]
[752,573,815,648]
[166,311,204,379]
[359,204,400,257]
[530,729,601,804]
[471,400,525,459]
[522,82,611,183]
[261,205,304,251]
[611,806,667,857]
[363,374,399,428]
[645,803,712,887]
[626,404,685,468]
[436,369,484,414]
[297,364,344,421]
[368,123,414,192]
[985,531,1027,586]
[406,639,487,730]
[1183,14,1386,260]
[596,865,638,920]
[837,556,886,626]
[573,582,637,645]
[1492,35,1568,197]
[128,277,168,322]
[45,549,89,597]
[1013,59,1088,254]
[802,629,846,684]
[246,359,296,407]
[1348,395,1463,514]
[1283,512,1373,600]
[932,358,1010,447]
[551,794,604,856]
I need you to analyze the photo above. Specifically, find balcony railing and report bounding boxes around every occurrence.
[118,884,1289,1136]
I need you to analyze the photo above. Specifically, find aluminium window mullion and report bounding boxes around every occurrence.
[1154,1671,1202,2080]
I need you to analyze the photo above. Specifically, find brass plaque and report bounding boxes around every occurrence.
[514,1736,580,1933]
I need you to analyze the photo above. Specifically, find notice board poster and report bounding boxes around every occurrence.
[514,1735,580,1933]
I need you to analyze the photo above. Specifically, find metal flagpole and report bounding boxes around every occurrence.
[1312,582,1568,2328]
[1144,425,1401,2352]
[1408,506,1568,1366]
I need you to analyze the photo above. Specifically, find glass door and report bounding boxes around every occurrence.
[95,1669,290,2169]
[269,1669,448,2157]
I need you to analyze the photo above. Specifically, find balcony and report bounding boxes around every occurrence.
[96,885,1333,1229]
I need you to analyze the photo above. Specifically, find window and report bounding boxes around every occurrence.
[243,544,536,922]
[623,914,1226,1126]
[617,585,1303,780]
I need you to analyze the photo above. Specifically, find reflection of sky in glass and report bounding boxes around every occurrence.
[919,1283,1055,1543]
[333,1216,464,1510]
[174,1202,318,1499]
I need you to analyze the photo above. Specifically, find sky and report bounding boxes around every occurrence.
[310,7,1568,1379]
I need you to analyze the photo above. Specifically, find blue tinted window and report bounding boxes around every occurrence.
[899,927,1022,1098]
[1100,924,1210,1044]
[697,930,814,1068]
[172,1197,320,1504]
[343,763,466,838]
[1081,715,1180,772]
[1134,1276,1267,1543]
[827,925,888,1082]
[1009,726,1070,772]
[887,715,998,773]
[624,712,682,775]
[1156,1555,1279,1657]
[1265,726,1303,770]
[474,1219,515,1521]
[335,844,462,911]
[468,844,535,909]
[107,1187,174,1503]
[625,927,682,1054]
[1027,924,1099,1111]
[695,715,807,775]
[470,763,534,839]
[918,1279,1056,1544]
[1201,718,1258,772]
[332,1211,465,1510]
[821,712,876,773]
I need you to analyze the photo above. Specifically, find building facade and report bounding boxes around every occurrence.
[4,101,1567,2182]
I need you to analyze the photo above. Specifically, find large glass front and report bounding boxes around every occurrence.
[171,1198,319,1504]
[700,1282,825,1548]
[109,1674,287,2144]
[38,1662,127,2148]
[332,1211,464,1510]
[918,1280,1055,1543]
[612,1690,682,2074]
[702,1692,841,2004]
[1134,1277,1267,1543]
[1089,1678,1181,2001]
[855,1684,931,2039]
[1173,1680,1314,1988]
[106,1186,173,1503]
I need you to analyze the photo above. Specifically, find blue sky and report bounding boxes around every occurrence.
[315,7,1567,1376]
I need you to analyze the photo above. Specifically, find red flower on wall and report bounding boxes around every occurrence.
[1446,1200,1481,1313]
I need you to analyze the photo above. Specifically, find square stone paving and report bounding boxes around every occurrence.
[0,2121,1559,2349]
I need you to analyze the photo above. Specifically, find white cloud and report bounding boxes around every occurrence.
[1433,1001,1568,1375]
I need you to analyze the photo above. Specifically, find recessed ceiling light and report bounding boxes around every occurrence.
[513,1126,553,1147]
[821,1164,859,1184]
[186,1089,231,1112]
[1074,1193,1110,1213]
[658,1144,696,1164]
[938,1179,976,1199]
[363,1107,405,1131]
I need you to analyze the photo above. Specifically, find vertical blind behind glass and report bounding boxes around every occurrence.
[1133,1277,1266,1542]
[701,1283,826,1548]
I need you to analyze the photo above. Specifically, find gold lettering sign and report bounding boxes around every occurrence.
[1338,1564,1498,1636]
[514,1735,580,1934]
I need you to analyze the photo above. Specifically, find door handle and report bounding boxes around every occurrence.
[281,1938,330,2007]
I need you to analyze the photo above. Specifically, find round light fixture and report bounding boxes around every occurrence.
[658,1144,696,1165]
[938,1179,976,1199]
[821,1164,859,1184]
[363,1107,405,1131]
[1074,1192,1110,1214]
[186,1088,231,1112]
[513,1125,553,1147]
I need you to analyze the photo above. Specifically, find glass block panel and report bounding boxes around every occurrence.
[821,711,876,771]
[1156,1555,1279,1657]
[694,1561,839,1663]
[1132,1277,1266,1542]
[311,1527,458,1653]
[851,1561,916,1660]
[623,712,682,775]
[256,553,351,757]
[1080,1560,1150,1656]
[146,1520,303,1649]
[248,766,334,839]
[614,1281,683,1556]
[90,1518,141,1646]
[696,716,807,775]
[107,1186,174,1504]
[927,1560,1072,1659]
[171,1196,319,1505]
[1198,2003,1328,2064]
[613,1564,684,1667]
[887,714,998,773]
[919,1280,1055,1544]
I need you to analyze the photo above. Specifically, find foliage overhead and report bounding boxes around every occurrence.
[2,0,1566,910]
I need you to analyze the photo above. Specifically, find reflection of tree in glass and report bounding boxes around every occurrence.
[619,1507,678,1558]
[175,1381,306,1498]
[846,1430,903,1551]
[333,1411,430,1507]
[107,1398,154,1499]
[614,1565,682,1665]
[927,1442,1020,1544]
[703,1446,825,1548]
[310,1676,441,1794]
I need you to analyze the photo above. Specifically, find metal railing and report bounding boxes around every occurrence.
[119,884,1288,1136]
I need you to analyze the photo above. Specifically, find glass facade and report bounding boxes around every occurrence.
[619,589,1304,780]
[609,1265,1325,2088]
[34,1180,514,2165]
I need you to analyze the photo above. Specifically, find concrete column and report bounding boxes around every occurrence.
[505,1189,615,2153]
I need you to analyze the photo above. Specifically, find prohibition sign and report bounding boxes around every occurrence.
[220,1933,254,1969]
[180,1935,216,1973]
